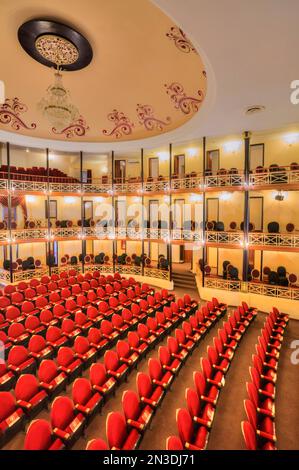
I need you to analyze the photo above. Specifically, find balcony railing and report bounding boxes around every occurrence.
[203,276,299,301]
[249,169,299,187]
[206,231,244,245]
[205,173,244,188]
[249,232,299,248]
[6,264,168,283]
[204,277,242,291]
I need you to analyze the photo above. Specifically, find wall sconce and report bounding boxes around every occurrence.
[157,151,169,161]
[25,195,36,203]
[95,197,104,203]
[64,196,76,204]
[272,190,288,201]
[223,140,242,153]
[163,195,170,203]
[101,166,108,173]
[283,133,299,146]
[189,193,203,202]
[132,197,141,203]
[187,148,197,158]
[219,192,232,201]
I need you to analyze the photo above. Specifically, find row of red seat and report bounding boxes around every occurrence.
[241,307,289,450]
[0,290,197,448]
[166,301,257,450]
[21,298,223,450]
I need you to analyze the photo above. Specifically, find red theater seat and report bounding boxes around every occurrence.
[104,350,129,383]
[167,336,189,363]
[0,391,26,447]
[112,313,129,336]
[186,387,214,428]
[166,436,184,450]
[100,320,119,342]
[159,346,182,375]
[51,396,86,447]
[241,420,276,451]
[106,411,141,450]
[128,331,148,358]
[72,378,103,422]
[117,340,139,369]
[89,363,116,399]
[74,336,97,368]
[25,315,46,336]
[61,319,82,342]
[99,301,113,319]
[8,345,36,376]
[0,363,16,392]
[146,317,165,339]
[28,335,54,363]
[88,327,108,353]
[38,360,67,398]
[6,306,25,324]
[137,323,157,349]
[148,358,173,390]
[176,407,209,450]
[86,438,108,450]
[244,398,276,449]
[193,371,219,405]
[175,328,196,353]
[86,306,102,327]
[24,419,65,450]
[122,389,154,433]
[57,347,83,383]
[136,372,165,409]
[40,309,59,328]
[15,374,48,418]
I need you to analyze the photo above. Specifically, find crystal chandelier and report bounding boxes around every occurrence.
[38,68,79,131]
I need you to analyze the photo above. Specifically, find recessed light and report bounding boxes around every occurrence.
[245,105,265,115]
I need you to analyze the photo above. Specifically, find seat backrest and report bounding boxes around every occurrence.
[62,318,75,333]
[186,388,200,418]
[53,304,65,318]
[166,436,184,450]
[104,350,119,371]
[22,300,34,314]
[207,346,218,365]
[28,334,46,353]
[148,358,162,381]
[15,374,39,401]
[8,322,25,339]
[74,335,90,355]
[116,340,130,359]
[89,363,107,386]
[112,314,123,328]
[51,396,74,429]
[106,412,127,449]
[136,372,152,399]
[177,408,193,444]
[101,320,113,335]
[38,359,58,383]
[75,311,87,326]
[8,345,28,366]
[57,347,75,367]
[72,378,92,406]
[137,323,149,340]
[0,391,17,422]
[159,346,171,366]
[167,336,179,355]
[193,371,206,396]
[86,438,108,450]
[88,327,102,344]
[122,390,140,421]
[241,420,257,450]
[244,399,257,428]
[87,306,99,319]
[24,419,52,450]
[175,328,186,344]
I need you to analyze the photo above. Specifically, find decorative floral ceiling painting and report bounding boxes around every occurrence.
[0,0,207,142]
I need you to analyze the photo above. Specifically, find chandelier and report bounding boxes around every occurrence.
[38,68,79,131]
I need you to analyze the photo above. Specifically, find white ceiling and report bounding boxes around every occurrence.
[1,0,299,152]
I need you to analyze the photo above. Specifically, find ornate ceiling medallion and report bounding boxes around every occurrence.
[35,35,79,66]
[18,19,93,71]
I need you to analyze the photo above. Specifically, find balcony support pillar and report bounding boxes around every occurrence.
[141,148,145,277]
[243,131,251,281]
[169,143,172,282]
[112,151,116,274]
[202,136,206,287]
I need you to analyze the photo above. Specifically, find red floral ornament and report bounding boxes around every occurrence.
[0,97,36,130]
[137,104,171,131]
[166,26,197,54]
[165,82,203,115]
[52,116,90,138]
[102,109,134,138]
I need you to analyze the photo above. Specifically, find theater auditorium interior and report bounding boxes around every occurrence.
[0,0,298,454]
